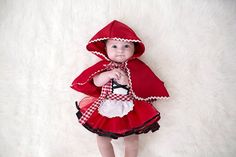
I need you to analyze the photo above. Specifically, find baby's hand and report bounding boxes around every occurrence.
[107,68,124,80]
[93,68,128,87]
[116,74,129,85]
[108,68,129,85]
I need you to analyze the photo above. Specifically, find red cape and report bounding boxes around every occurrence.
[71,59,169,101]
[71,20,169,101]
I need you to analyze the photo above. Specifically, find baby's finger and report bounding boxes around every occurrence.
[119,70,126,76]
[115,72,121,79]
[114,68,125,75]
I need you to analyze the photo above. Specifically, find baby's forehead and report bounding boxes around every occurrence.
[106,39,134,45]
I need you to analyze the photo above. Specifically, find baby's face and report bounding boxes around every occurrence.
[106,39,134,63]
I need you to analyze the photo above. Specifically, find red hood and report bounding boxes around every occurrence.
[86,20,145,60]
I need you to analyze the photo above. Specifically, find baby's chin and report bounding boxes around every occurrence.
[113,58,128,63]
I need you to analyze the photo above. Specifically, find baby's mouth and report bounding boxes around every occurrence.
[117,55,124,57]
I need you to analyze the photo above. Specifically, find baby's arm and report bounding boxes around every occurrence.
[93,68,125,87]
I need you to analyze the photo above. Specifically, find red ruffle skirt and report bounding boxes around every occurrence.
[75,97,161,139]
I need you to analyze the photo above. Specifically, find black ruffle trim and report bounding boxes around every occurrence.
[75,101,160,139]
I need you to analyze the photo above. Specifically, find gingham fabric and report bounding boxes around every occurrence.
[106,62,126,71]
[79,62,133,124]
[79,81,111,124]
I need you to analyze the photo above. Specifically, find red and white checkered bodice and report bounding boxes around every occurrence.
[79,62,133,124]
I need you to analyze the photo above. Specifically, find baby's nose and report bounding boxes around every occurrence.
[117,47,124,53]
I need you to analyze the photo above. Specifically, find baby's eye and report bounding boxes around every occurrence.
[124,44,130,48]
[111,45,117,48]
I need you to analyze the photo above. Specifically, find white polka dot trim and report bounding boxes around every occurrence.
[88,37,109,43]
[111,38,142,43]
[91,51,110,61]
[88,37,142,44]
[71,68,107,86]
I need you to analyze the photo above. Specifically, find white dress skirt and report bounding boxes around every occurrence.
[98,82,134,118]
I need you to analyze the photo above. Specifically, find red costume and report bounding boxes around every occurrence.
[70,20,169,139]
